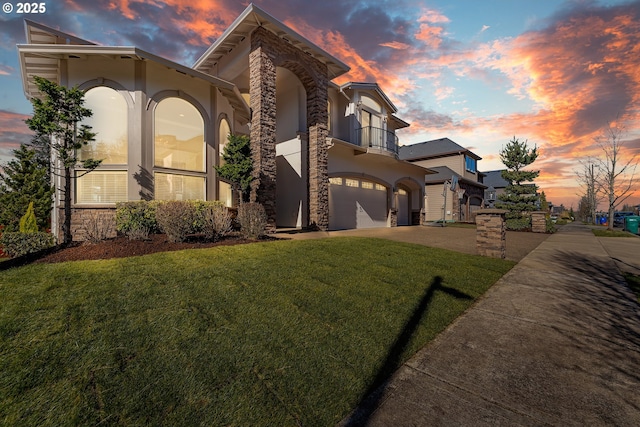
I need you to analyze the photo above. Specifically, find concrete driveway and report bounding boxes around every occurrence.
[275,225,549,262]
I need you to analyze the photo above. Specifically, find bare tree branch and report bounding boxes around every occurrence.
[592,119,638,230]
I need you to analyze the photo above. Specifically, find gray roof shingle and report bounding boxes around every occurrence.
[399,137,481,161]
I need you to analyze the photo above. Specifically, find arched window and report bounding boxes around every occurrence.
[76,86,128,204]
[361,95,382,113]
[154,97,206,200]
[80,87,128,164]
[218,118,233,207]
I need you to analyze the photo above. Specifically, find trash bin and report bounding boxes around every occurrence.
[624,216,640,234]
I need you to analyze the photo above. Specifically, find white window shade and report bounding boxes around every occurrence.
[76,171,127,204]
[155,172,205,201]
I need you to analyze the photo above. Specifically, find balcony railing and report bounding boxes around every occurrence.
[354,126,399,155]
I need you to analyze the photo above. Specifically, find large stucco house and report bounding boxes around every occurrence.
[399,138,486,222]
[18,4,430,240]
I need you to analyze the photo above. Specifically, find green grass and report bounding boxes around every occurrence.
[0,237,514,426]
[447,222,477,229]
[592,228,637,237]
[623,273,640,303]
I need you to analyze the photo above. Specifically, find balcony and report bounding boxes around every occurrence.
[354,126,399,156]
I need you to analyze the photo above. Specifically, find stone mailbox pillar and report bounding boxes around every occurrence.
[476,209,507,259]
[531,211,547,233]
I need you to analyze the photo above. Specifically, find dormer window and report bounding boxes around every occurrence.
[465,155,477,173]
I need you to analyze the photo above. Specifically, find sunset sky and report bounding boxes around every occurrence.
[1,0,639,209]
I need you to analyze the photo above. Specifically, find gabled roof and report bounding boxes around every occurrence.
[24,19,95,45]
[193,3,350,80]
[339,82,409,129]
[481,169,509,189]
[18,21,251,121]
[398,137,481,161]
[424,166,487,188]
[340,82,398,113]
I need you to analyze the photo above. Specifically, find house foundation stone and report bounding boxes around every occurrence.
[57,207,117,242]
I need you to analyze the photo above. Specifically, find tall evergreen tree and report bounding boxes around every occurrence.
[214,134,253,204]
[0,144,53,231]
[495,136,540,230]
[538,190,549,213]
[25,76,100,244]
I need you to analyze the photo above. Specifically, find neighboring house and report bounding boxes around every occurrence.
[399,138,485,222]
[480,169,509,205]
[18,4,429,240]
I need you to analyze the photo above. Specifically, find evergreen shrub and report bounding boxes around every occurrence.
[19,202,39,233]
[115,201,159,240]
[505,217,531,231]
[0,231,55,258]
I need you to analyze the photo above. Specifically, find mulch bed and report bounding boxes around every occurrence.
[30,233,274,264]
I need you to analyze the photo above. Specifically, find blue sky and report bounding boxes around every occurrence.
[1,0,639,208]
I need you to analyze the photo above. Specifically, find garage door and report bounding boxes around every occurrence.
[329,177,388,230]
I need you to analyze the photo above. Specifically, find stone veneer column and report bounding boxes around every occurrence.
[249,32,277,228]
[531,211,547,233]
[476,209,507,258]
[249,26,330,231]
[306,79,329,230]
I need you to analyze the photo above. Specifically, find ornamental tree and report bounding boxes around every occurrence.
[25,76,101,244]
[214,134,253,204]
[495,136,540,230]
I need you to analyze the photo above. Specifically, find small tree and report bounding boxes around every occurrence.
[214,134,253,204]
[538,191,549,213]
[593,120,637,231]
[495,136,540,230]
[19,202,38,233]
[25,76,101,244]
[0,144,53,231]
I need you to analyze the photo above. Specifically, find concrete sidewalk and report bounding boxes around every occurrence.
[340,223,640,426]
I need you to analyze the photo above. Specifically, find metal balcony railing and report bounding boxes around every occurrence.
[354,126,399,155]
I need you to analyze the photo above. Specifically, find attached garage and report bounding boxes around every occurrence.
[329,177,389,230]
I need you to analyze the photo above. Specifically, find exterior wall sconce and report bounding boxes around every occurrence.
[485,186,496,208]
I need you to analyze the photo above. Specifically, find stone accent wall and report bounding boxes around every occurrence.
[57,207,117,242]
[249,26,330,230]
[411,210,421,225]
[389,208,398,227]
[476,209,507,259]
[531,211,547,233]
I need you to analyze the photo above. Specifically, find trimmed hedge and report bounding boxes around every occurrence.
[115,201,159,240]
[0,231,55,258]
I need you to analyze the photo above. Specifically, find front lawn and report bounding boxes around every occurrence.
[0,237,514,426]
[592,228,636,237]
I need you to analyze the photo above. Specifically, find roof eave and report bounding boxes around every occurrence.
[18,44,251,121]
[193,4,350,80]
